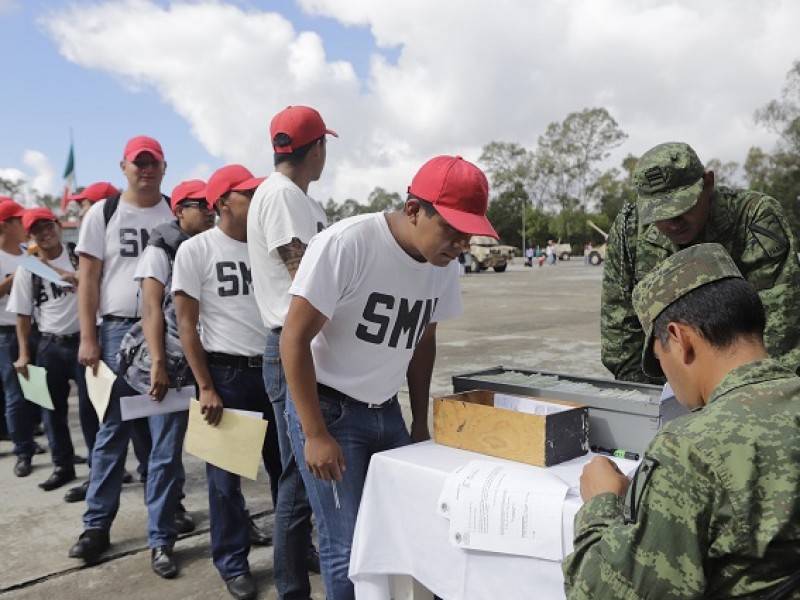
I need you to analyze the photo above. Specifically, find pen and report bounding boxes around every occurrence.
[591,445,640,461]
[332,481,340,509]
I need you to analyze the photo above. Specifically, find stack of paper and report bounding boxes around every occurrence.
[437,460,570,560]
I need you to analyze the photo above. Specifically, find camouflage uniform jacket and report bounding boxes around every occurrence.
[562,359,800,599]
[601,187,800,384]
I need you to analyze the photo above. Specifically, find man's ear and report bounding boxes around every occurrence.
[703,170,715,190]
[405,198,421,222]
[669,322,697,367]
[119,159,126,173]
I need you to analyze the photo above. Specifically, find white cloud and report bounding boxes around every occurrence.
[0,151,54,205]
[40,0,800,202]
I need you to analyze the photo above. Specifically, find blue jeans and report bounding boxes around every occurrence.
[286,387,412,600]
[99,320,151,478]
[83,374,187,548]
[207,362,281,581]
[1,330,35,457]
[264,331,314,600]
[36,336,89,467]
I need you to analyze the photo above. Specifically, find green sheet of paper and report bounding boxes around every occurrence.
[17,365,54,410]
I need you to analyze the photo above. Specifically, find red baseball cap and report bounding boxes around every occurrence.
[408,156,498,239]
[0,199,25,222]
[170,179,207,213]
[123,135,164,162]
[22,207,58,233]
[0,196,14,204]
[68,181,120,203]
[205,165,266,207]
[270,106,338,154]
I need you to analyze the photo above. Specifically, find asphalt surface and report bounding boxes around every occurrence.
[0,258,605,599]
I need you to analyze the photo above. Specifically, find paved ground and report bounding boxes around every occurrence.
[0,259,605,599]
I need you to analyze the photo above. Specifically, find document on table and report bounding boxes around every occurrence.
[120,387,193,421]
[184,399,267,480]
[438,460,570,560]
[85,361,116,421]
[493,393,572,415]
[17,365,54,410]
[16,254,73,287]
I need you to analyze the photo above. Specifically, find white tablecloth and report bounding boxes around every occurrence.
[349,441,586,600]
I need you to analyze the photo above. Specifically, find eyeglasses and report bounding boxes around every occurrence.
[178,200,211,212]
[131,159,164,170]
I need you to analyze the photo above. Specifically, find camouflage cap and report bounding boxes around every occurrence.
[634,142,705,226]
[632,243,743,377]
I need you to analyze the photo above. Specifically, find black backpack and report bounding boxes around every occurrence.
[115,221,192,394]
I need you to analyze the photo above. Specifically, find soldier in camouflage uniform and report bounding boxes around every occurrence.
[601,141,800,384]
[564,243,800,599]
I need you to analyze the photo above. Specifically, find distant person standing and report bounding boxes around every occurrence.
[525,246,533,267]
[68,182,120,218]
[174,164,280,600]
[0,199,36,477]
[8,208,85,492]
[68,135,175,564]
[247,105,334,599]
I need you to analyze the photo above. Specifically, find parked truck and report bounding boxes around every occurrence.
[469,236,515,272]
[585,220,608,266]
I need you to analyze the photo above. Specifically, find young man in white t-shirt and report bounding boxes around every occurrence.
[8,208,86,492]
[120,178,213,578]
[247,105,334,598]
[0,199,37,477]
[69,135,175,563]
[174,165,280,600]
[280,156,499,600]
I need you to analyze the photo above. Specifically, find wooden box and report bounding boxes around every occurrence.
[452,367,686,455]
[432,390,589,467]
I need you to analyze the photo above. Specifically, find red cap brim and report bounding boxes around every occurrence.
[436,206,499,239]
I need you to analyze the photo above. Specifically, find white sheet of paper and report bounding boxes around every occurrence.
[85,361,116,421]
[15,254,72,287]
[184,399,267,480]
[120,387,192,421]
[660,382,676,403]
[17,365,54,410]
[493,393,570,415]
[548,453,640,494]
[444,460,570,560]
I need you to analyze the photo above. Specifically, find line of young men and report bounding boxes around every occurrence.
[5,105,501,600]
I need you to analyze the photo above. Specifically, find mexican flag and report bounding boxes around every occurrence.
[60,142,75,215]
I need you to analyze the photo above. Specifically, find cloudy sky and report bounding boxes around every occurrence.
[0,0,798,206]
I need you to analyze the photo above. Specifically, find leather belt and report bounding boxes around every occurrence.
[206,352,263,368]
[317,382,396,409]
[102,315,139,324]
[40,332,80,345]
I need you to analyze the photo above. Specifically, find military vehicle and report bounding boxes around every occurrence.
[469,236,515,272]
[586,220,608,266]
[554,240,573,261]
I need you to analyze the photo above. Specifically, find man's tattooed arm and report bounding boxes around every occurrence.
[277,238,308,279]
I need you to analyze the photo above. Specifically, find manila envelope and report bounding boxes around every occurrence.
[85,361,116,421]
[185,399,267,480]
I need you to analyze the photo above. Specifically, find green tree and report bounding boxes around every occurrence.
[479,141,535,199]
[534,107,628,211]
[365,187,403,212]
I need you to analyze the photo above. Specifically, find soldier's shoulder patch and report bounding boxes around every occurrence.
[749,211,788,259]
[623,456,659,524]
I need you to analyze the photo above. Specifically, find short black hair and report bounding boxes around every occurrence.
[409,195,438,218]
[653,277,765,350]
[273,135,325,167]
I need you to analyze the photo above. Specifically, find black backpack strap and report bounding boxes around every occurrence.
[102,193,170,225]
[102,194,122,226]
[66,242,79,270]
